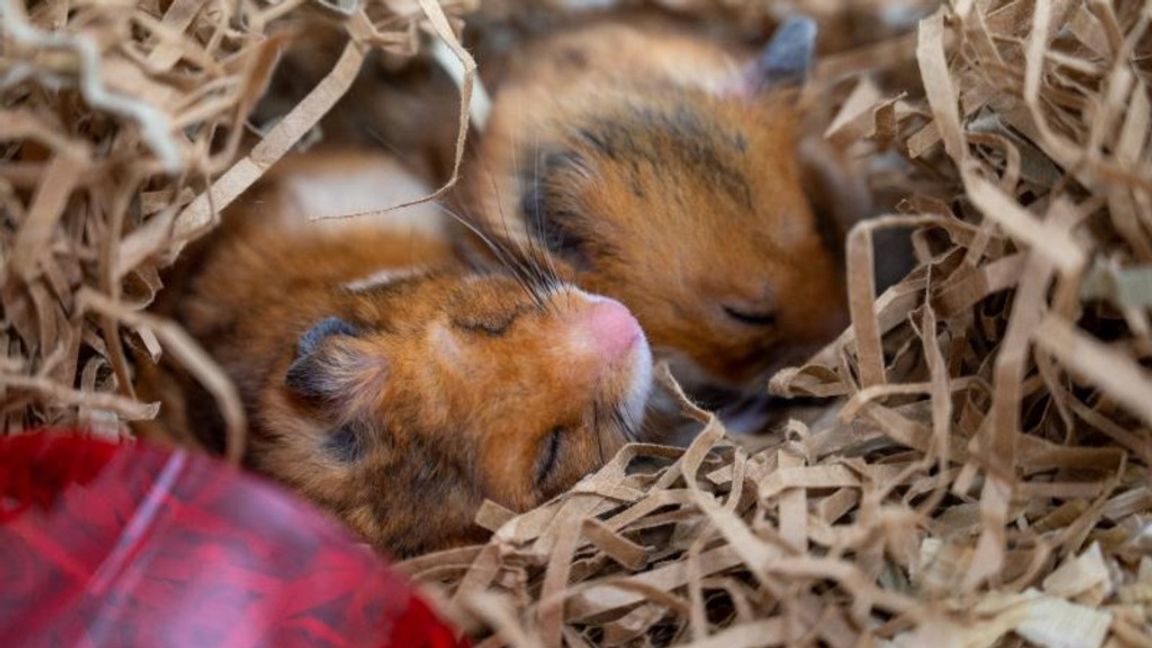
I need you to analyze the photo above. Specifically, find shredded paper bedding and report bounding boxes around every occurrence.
[2,0,1151,645]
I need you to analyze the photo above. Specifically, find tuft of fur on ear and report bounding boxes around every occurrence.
[748,16,817,92]
[285,317,388,404]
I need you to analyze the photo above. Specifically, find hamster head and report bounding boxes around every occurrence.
[518,93,848,387]
[252,272,652,557]
[473,18,857,391]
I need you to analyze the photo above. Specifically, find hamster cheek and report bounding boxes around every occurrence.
[428,322,465,365]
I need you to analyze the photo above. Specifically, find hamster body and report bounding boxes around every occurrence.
[170,150,653,556]
[468,18,860,399]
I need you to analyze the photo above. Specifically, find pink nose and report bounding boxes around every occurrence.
[581,298,643,357]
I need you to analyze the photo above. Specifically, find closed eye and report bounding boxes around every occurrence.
[452,303,533,337]
[454,318,512,336]
[535,426,564,488]
[452,312,518,336]
[723,305,777,327]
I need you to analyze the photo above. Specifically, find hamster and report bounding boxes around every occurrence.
[464,17,865,405]
[164,150,653,557]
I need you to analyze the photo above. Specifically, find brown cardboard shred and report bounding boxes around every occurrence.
[5,0,1152,645]
[0,0,474,444]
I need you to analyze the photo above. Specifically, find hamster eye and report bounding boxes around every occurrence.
[452,302,532,336]
[535,426,565,487]
[452,313,516,336]
[723,305,777,327]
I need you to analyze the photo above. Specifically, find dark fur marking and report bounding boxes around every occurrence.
[520,183,582,254]
[577,128,616,158]
[284,353,337,401]
[534,426,563,488]
[324,423,366,462]
[581,105,754,209]
[368,435,482,557]
[667,107,754,209]
[544,150,587,173]
[519,151,595,268]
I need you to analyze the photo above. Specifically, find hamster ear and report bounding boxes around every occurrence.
[285,317,388,403]
[296,316,360,357]
[745,16,818,94]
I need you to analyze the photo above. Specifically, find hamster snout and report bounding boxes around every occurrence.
[562,294,644,360]
[547,289,653,433]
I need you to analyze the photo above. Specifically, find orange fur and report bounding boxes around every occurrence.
[167,150,651,557]
[468,21,853,391]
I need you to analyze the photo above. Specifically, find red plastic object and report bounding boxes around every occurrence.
[0,432,465,648]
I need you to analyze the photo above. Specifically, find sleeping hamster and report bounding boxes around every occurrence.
[167,150,653,557]
[466,17,865,405]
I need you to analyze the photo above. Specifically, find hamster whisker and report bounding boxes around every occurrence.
[434,202,542,303]
[592,401,608,467]
[443,191,549,308]
[499,111,560,307]
[612,406,639,444]
[530,135,565,295]
[479,144,552,307]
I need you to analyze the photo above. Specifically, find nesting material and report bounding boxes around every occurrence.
[3,0,1152,646]
[0,0,476,461]
[404,1,1152,645]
